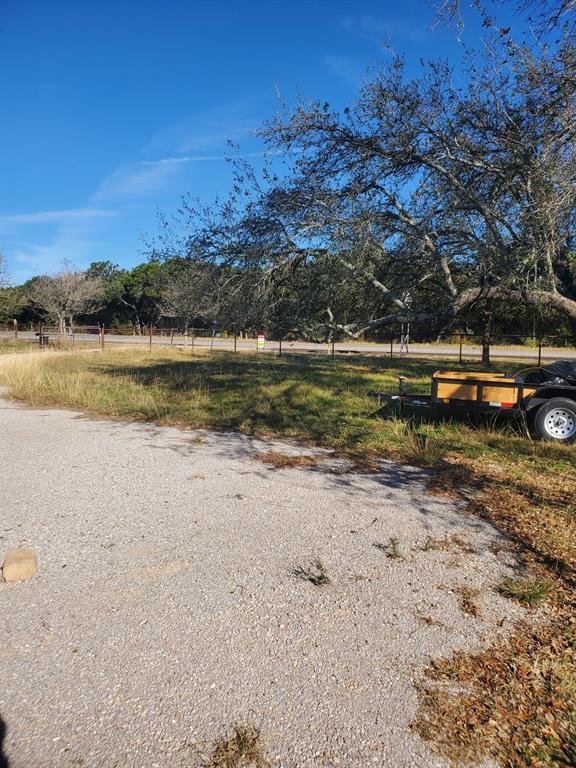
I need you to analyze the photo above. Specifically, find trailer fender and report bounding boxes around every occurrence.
[524,386,576,411]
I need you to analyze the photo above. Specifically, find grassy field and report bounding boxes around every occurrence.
[0,339,40,354]
[1,347,574,766]
[0,339,98,354]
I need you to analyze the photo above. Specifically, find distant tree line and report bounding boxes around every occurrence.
[1,252,573,343]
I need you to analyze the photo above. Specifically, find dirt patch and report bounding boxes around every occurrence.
[254,451,319,469]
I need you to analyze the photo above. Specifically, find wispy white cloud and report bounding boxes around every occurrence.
[139,151,266,166]
[2,212,117,280]
[9,234,106,282]
[145,102,257,155]
[90,160,185,202]
[4,103,266,279]
[0,207,117,230]
[1,209,118,279]
[341,15,428,45]
[324,55,365,86]
[92,151,268,202]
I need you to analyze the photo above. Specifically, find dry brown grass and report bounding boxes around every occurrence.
[414,609,576,767]
[453,584,481,617]
[421,534,476,554]
[414,451,576,766]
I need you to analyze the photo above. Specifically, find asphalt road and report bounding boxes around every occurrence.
[3,330,575,361]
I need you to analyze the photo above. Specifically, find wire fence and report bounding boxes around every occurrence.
[1,322,575,365]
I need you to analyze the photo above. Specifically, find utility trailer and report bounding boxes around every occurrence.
[372,360,576,443]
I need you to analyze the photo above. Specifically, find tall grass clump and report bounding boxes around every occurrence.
[0,353,171,422]
[395,419,447,466]
[0,355,90,405]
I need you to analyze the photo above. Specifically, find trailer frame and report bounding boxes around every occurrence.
[371,365,576,441]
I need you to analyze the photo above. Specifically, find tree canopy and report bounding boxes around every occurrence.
[151,36,576,338]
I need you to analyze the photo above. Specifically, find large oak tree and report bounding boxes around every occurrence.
[153,37,576,339]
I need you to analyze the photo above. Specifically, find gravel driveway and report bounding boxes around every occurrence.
[0,397,523,767]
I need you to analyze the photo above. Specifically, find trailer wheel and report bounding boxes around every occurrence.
[533,398,576,443]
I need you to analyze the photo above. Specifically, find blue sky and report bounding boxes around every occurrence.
[0,0,516,283]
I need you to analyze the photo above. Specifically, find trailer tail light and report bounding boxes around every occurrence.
[489,401,514,408]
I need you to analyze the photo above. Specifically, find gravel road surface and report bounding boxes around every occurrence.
[0,397,524,767]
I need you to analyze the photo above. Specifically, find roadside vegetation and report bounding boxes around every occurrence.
[0,339,38,354]
[0,347,574,766]
[0,339,98,355]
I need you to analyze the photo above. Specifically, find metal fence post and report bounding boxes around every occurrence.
[459,334,463,364]
[13,319,18,340]
[234,332,237,353]
[279,337,282,357]
[331,336,335,359]
[149,325,153,353]
[537,337,542,367]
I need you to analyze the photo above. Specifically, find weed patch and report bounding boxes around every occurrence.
[387,537,403,559]
[401,422,447,466]
[374,537,404,559]
[291,559,331,586]
[205,725,268,768]
[497,577,554,607]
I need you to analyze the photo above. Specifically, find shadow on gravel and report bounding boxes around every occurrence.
[0,716,10,768]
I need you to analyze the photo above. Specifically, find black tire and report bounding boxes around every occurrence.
[533,398,576,443]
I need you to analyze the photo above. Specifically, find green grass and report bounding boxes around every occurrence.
[497,577,554,607]
[1,346,572,471]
